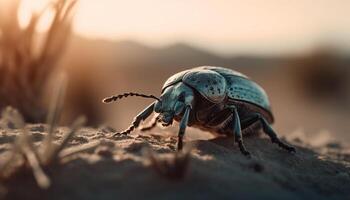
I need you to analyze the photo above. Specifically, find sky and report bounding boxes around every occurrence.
[15,0,350,56]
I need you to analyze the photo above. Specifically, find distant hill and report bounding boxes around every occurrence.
[62,35,287,71]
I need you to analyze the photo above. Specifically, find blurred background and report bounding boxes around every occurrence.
[0,0,349,142]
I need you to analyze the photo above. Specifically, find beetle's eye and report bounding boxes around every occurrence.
[174,101,185,115]
[154,101,162,113]
[178,92,185,102]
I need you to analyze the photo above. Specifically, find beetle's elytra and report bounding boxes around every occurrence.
[103,66,296,156]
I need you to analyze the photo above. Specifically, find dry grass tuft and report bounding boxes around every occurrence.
[0,0,77,122]
[0,77,100,189]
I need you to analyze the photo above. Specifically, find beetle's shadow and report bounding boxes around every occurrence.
[195,134,345,165]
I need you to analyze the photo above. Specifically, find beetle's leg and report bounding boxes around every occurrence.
[241,113,296,153]
[177,106,191,151]
[114,102,156,136]
[140,115,160,132]
[230,106,251,157]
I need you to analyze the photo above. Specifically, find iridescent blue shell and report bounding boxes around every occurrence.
[162,66,273,122]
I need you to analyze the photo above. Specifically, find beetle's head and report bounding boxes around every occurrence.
[154,82,194,126]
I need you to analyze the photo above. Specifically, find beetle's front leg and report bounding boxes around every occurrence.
[133,102,156,127]
[140,115,159,132]
[177,106,191,151]
[230,106,251,157]
[114,102,156,136]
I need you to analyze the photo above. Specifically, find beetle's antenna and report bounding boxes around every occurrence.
[113,117,139,136]
[102,92,160,103]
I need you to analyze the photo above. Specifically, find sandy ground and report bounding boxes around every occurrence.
[0,124,350,200]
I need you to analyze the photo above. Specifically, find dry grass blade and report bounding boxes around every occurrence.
[0,146,19,178]
[58,0,78,23]
[59,140,101,159]
[42,74,67,154]
[19,142,50,189]
[0,107,26,129]
[43,116,86,164]
[16,120,51,189]
[0,107,25,177]
[35,0,77,84]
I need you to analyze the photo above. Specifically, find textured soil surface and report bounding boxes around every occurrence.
[0,124,350,200]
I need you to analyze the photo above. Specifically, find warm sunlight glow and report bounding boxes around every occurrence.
[8,0,350,55]
[18,0,53,31]
[72,0,350,55]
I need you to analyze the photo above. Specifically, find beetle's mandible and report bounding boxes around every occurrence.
[103,66,296,156]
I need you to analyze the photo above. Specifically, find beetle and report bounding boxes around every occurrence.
[103,66,296,156]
